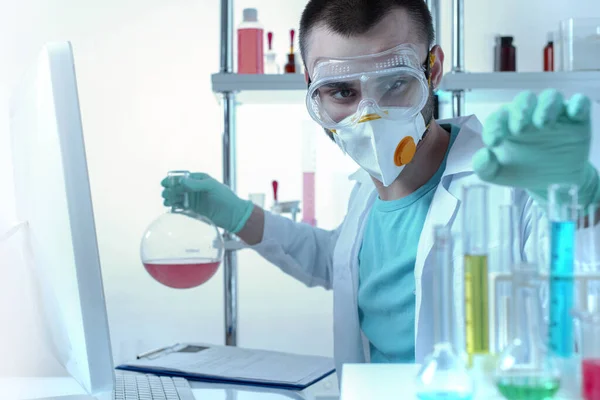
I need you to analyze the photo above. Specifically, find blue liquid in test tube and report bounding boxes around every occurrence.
[547,184,578,358]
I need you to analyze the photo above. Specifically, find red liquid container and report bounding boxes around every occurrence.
[573,310,600,400]
[544,32,554,72]
[494,36,516,72]
[237,8,264,74]
[284,29,296,74]
[583,358,600,400]
[140,171,223,289]
[284,53,296,73]
[144,260,220,289]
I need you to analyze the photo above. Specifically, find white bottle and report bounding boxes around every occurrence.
[264,31,280,74]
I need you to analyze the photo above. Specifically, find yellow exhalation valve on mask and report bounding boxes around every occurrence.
[394,136,417,166]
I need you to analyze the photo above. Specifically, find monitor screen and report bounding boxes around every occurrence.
[9,42,114,395]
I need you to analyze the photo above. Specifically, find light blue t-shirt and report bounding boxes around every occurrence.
[358,125,459,363]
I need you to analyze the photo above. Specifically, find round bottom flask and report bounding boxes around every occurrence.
[140,171,223,289]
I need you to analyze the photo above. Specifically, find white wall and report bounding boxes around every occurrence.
[1,0,599,378]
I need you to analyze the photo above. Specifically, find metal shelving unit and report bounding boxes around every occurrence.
[212,0,599,347]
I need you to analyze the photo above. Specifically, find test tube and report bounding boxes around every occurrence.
[528,204,551,344]
[529,204,540,267]
[493,205,518,354]
[301,121,317,226]
[576,205,588,311]
[588,203,599,272]
[547,183,578,358]
[433,225,454,345]
[587,203,600,313]
[462,185,490,364]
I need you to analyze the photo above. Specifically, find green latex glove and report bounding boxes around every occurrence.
[472,89,600,207]
[161,172,254,233]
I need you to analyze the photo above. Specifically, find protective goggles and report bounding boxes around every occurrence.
[306,44,431,130]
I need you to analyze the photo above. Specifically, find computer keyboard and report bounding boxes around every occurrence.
[114,371,195,400]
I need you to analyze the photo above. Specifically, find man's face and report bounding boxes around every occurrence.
[304,8,443,140]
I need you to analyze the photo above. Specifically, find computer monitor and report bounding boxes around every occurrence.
[9,41,114,397]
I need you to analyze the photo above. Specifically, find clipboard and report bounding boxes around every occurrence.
[116,342,336,391]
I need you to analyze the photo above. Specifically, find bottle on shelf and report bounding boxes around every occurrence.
[237,8,264,74]
[284,29,297,73]
[264,32,280,74]
[494,35,516,72]
[544,32,554,72]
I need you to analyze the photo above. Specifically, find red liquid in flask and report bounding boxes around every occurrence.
[582,358,600,400]
[144,259,220,289]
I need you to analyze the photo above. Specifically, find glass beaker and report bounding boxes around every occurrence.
[572,310,600,400]
[559,18,600,71]
[140,171,223,289]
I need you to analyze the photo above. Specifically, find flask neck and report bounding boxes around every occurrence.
[167,170,191,213]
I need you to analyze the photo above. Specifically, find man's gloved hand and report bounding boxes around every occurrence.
[161,172,254,234]
[472,89,600,207]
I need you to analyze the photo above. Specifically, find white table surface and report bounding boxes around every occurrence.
[0,373,340,400]
[340,364,421,400]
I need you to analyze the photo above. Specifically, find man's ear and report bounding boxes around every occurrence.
[429,45,445,90]
[304,69,310,85]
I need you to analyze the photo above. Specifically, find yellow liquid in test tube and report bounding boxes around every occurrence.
[464,254,490,365]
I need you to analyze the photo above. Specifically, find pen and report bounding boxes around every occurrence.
[136,345,171,359]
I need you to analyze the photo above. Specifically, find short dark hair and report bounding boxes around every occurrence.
[299,0,435,65]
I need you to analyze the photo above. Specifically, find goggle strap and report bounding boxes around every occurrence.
[426,52,436,86]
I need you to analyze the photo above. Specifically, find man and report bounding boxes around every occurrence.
[163,0,599,374]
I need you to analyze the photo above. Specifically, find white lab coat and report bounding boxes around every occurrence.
[249,115,599,376]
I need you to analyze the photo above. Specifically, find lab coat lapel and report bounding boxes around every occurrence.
[414,180,458,282]
[347,171,377,300]
[414,116,483,281]
[334,169,376,368]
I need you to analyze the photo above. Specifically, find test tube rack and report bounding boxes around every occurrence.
[271,200,301,222]
[489,270,600,355]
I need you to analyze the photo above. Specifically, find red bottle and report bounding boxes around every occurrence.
[237,8,264,74]
[494,36,516,72]
[284,29,297,74]
[544,33,554,72]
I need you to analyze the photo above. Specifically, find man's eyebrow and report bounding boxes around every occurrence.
[323,82,354,89]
